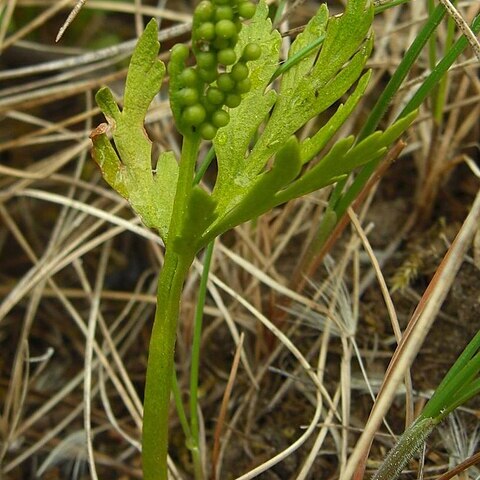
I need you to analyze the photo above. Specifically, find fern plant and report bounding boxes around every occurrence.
[90,0,415,478]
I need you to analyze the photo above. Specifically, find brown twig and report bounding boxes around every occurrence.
[436,450,480,480]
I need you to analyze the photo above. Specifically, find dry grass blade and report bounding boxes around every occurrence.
[83,240,112,480]
[348,207,415,429]
[211,333,244,480]
[209,272,334,479]
[56,0,87,42]
[437,0,480,60]
[436,450,480,480]
[1,0,72,51]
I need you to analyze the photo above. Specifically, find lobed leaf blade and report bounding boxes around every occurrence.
[244,1,374,181]
[91,19,177,241]
[300,71,371,164]
[212,0,281,215]
[280,4,329,92]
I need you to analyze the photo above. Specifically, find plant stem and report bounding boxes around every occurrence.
[189,240,215,480]
[143,134,201,480]
[172,370,192,441]
[371,417,436,480]
[193,146,216,186]
[143,250,192,480]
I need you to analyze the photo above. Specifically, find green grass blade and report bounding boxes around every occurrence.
[428,330,480,399]
[189,240,215,465]
[400,13,480,117]
[442,378,480,418]
[193,146,216,186]
[171,371,192,441]
[422,358,480,420]
[358,4,446,141]
[374,0,412,15]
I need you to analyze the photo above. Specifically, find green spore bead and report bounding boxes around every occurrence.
[238,1,256,19]
[213,37,230,50]
[200,96,217,113]
[198,68,218,83]
[196,22,216,40]
[215,5,234,20]
[242,42,261,61]
[177,88,199,106]
[195,0,215,21]
[215,19,237,39]
[230,62,249,81]
[196,51,217,70]
[234,19,242,33]
[235,77,252,93]
[217,73,235,92]
[206,87,225,105]
[217,48,236,66]
[179,67,199,87]
[211,109,230,127]
[182,104,206,126]
[225,92,242,108]
[170,43,190,63]
[199,122,218,140]
[213,0,230,4]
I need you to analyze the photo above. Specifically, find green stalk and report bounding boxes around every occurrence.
[143,250,193,480]
[171,370,192,441]
[422,329,480,418]
[272,0,288,26]
[420,334,480,421]
[176,149,218,480]
[142,134,201,480]
[433,0,457,124]
[193,146,216,186]
[269,34,325,83]
[373,0,412,15]
[427,0,438,80]
[189,240,215,480]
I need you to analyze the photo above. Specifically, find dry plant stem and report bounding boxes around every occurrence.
[208,271,336,480]
[0,0,17,46]
[84,240,112,480]
[211,333,244,480]
[0,205,147,473]
[348,207,415,428]
[56,0,87,42]
[0,0,73,51]
[345,187,480,480]
[436,449,480,480]
[437,0,480,60]
[0,22,192,82]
